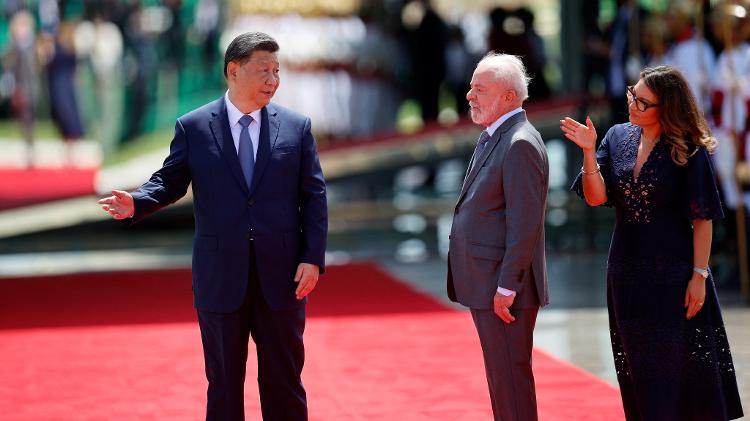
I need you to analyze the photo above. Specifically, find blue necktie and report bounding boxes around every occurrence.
[238,115,255,188]
[468,130,491,173]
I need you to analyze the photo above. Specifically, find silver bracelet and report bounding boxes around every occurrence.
[581,164,601,175]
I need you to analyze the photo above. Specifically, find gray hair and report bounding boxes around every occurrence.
[478,53,531,101]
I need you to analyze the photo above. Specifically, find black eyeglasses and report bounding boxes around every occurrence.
[626,85,660,112]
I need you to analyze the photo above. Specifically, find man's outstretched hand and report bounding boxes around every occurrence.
[98,190,135,220]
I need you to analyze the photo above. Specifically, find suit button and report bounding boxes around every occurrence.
[247,199,255,206]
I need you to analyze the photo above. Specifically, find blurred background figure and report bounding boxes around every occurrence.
[46,21,84,165]
[659,1,716,115]
[578,0,610,118]
[444,24,475,117]
[710,3,750,213]
[71,3,124,158]
[349,1,405,137]
[3,9,38,167]
[37,0,60,34]
[639,12,667,64]
[517,7,551,100]
[192,0,222,74]
[121,1,160,142]
[488,6,550,101]
[606,0,643,124]
[162,0,185,72]
[401,0,447,124]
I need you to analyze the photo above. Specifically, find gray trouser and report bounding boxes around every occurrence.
[470,307,539,421]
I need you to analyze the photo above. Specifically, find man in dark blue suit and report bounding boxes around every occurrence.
[98,32,327,421]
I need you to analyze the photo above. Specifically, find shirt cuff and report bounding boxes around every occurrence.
[497,286,516,296]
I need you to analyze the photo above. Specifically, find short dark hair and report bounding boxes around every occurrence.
[223,32,279,78]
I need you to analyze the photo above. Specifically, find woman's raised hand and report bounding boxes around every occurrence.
[560,116,597,152]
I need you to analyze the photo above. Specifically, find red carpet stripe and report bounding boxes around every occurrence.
[0,263,624,420]
[0,168,96,211]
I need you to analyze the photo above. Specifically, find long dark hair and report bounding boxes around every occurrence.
[640,65,716,166]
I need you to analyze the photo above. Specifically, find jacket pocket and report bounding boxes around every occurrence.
[468,242,504,261]
[480,164,500,172]
[274,145,298,155]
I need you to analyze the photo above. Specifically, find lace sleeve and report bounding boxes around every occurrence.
[570,125,614,207]
[683,147,724,220]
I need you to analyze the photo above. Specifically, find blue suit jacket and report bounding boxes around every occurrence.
[130,98,328,312]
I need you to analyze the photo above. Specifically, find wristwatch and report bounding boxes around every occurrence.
[693,266,709,279]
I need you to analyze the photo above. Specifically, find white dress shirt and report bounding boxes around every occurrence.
[484,107,524,298]
[485,107,523,137]
[224,91,261,159]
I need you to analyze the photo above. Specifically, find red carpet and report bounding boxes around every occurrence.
[0,263,624,420]
[0,168,95,210]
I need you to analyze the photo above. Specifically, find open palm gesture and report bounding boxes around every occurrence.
[560,116,598,152]
[98,190,135,220]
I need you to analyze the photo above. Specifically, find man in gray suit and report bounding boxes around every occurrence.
[447,53,549,420]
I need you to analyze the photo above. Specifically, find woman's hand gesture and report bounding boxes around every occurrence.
[560,116,598,152]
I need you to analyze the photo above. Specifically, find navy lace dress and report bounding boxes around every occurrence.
[571,123,744,421]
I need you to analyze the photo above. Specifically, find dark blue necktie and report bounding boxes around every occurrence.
[468,130,491,173]
[238,115,255,188]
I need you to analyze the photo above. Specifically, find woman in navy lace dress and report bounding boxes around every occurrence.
[561,66,743,420]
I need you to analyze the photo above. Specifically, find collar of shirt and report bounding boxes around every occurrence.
[485,107,523,137]
[224,91,262,157]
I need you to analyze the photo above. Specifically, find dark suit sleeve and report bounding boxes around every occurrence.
[498,139,546,293]
[298,117,328,273]
[130,119,192,224]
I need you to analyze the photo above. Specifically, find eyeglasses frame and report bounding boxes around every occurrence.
[626,85,661,112]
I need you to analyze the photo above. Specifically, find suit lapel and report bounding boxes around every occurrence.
[249,105,280,195]
[456,110,528,205]
[460,132,499,195]
[209,98,249,195]
[209,97,247,194]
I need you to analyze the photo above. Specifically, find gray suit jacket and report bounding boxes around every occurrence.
[447,110,549,310]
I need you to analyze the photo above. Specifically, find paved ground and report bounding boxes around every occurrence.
[0,138,101,169]
[380,256,749,417]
